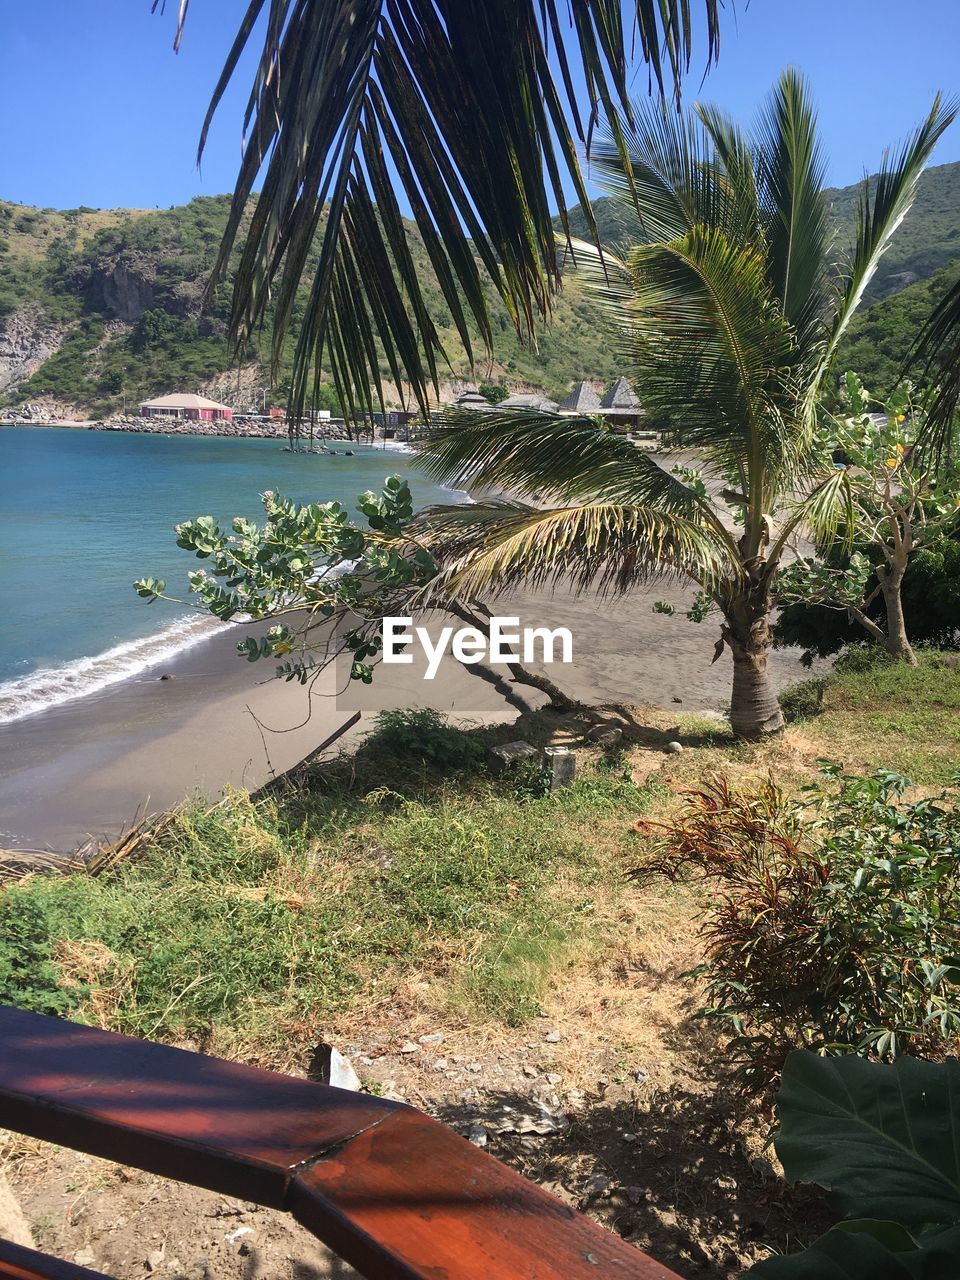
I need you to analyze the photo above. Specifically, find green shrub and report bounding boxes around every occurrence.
[832,644,900,675]
[369,709,485,771]
[779,677,829,722]
[640,768,960,1090]
[0,893,77,1016]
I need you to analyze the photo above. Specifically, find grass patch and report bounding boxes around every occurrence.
[0,722,651,1058]
[810,651,960,783]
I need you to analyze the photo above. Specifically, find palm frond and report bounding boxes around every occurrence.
[416,501,733,601]
[416,409,713,514]
[160,0,725,422]
[694,101,761,245]
[911,274,960,456]
[817,93,958,391]
[768,466,856,565]
[752,69,830,363]
[588,100,725,244]
[623,226,800,495]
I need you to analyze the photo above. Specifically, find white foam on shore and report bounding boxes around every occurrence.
[0,614,229,725]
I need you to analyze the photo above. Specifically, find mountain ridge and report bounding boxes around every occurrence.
[2,157,958,415]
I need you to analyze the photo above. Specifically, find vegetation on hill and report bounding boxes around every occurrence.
[824,160,960,303]
[0,194,621,416]
[4,158,959,416]
[833,257,960,393]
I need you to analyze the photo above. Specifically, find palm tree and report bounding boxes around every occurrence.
[160,0,725,424]
[913,277,960,452]
[412,73,955,739]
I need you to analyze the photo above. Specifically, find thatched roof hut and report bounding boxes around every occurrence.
[558,381,602,414]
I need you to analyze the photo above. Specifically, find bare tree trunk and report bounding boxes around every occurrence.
[723,605,784,740]
[877,564,917,664]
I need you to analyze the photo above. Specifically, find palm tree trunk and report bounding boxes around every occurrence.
[877,564,917,664]
[723,608,785,740]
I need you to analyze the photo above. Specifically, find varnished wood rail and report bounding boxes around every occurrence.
[0,1006,681,1279]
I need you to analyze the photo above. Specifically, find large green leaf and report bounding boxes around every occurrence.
[775,1051,960,1227]
[752,1220,960,1279]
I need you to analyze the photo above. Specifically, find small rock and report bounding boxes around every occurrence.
[310,1043,362,1091]
[432,1057,449,1071]
[597,1076,610,1088]
[465,1061,482,1073]
[467,1123,488,1148]
[544,1030,562,1043]
[587,725,622,746]
[418,1032,444,1045]
[400,1041,420,1054]
[625,1186,646,1205]
[582,1174,610,1198]
[74,1251,97,1269]
[545,1072,562,1085]
[522,1064,538,1078]
[663,740,683,754]
[621,1132,639,1143]
[489,741,539,773]
[144,1249,165,1271]
[634,1067,650,1084]
[223,1229,253,1246]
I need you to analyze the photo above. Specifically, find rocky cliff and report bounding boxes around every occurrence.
[0,309,66,395]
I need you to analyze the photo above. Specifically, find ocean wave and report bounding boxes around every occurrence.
[0,615,228,725]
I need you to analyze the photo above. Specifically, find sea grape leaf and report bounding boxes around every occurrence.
[774,1051,960,1227]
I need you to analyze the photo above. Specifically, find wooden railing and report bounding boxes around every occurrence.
[0,1006,681,1280]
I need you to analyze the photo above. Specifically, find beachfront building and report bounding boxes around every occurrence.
[558,381,602,415]
[499,391,560,413]
[599,376,645,431]
[454,385,493,409]
[139,393,234,422]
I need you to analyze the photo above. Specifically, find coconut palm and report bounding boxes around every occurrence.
[413,73,955,739]
[913,276,960,451]
[161,0,725,423]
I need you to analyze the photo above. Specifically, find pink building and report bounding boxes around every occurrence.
[139,393,233,422]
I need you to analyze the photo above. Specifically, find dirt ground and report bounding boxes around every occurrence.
[2,912,826,1279]
[2,713,832,1279]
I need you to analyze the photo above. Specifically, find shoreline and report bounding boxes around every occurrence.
[0,416,367,442]
[0,573,825,854]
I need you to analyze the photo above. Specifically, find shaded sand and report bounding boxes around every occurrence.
[0,575,821,851]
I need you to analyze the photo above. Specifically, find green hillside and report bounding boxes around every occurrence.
[834,260,960,393]
[562,161,960,301]
[4,155,959,414]
[824,161,960,303]
[0,196,620,416]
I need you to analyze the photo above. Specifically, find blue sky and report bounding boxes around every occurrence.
[1,1,959,211]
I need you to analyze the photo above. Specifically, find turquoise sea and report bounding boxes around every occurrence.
[0,426,462,723]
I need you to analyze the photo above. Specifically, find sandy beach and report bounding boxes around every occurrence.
[0,571,822,853]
